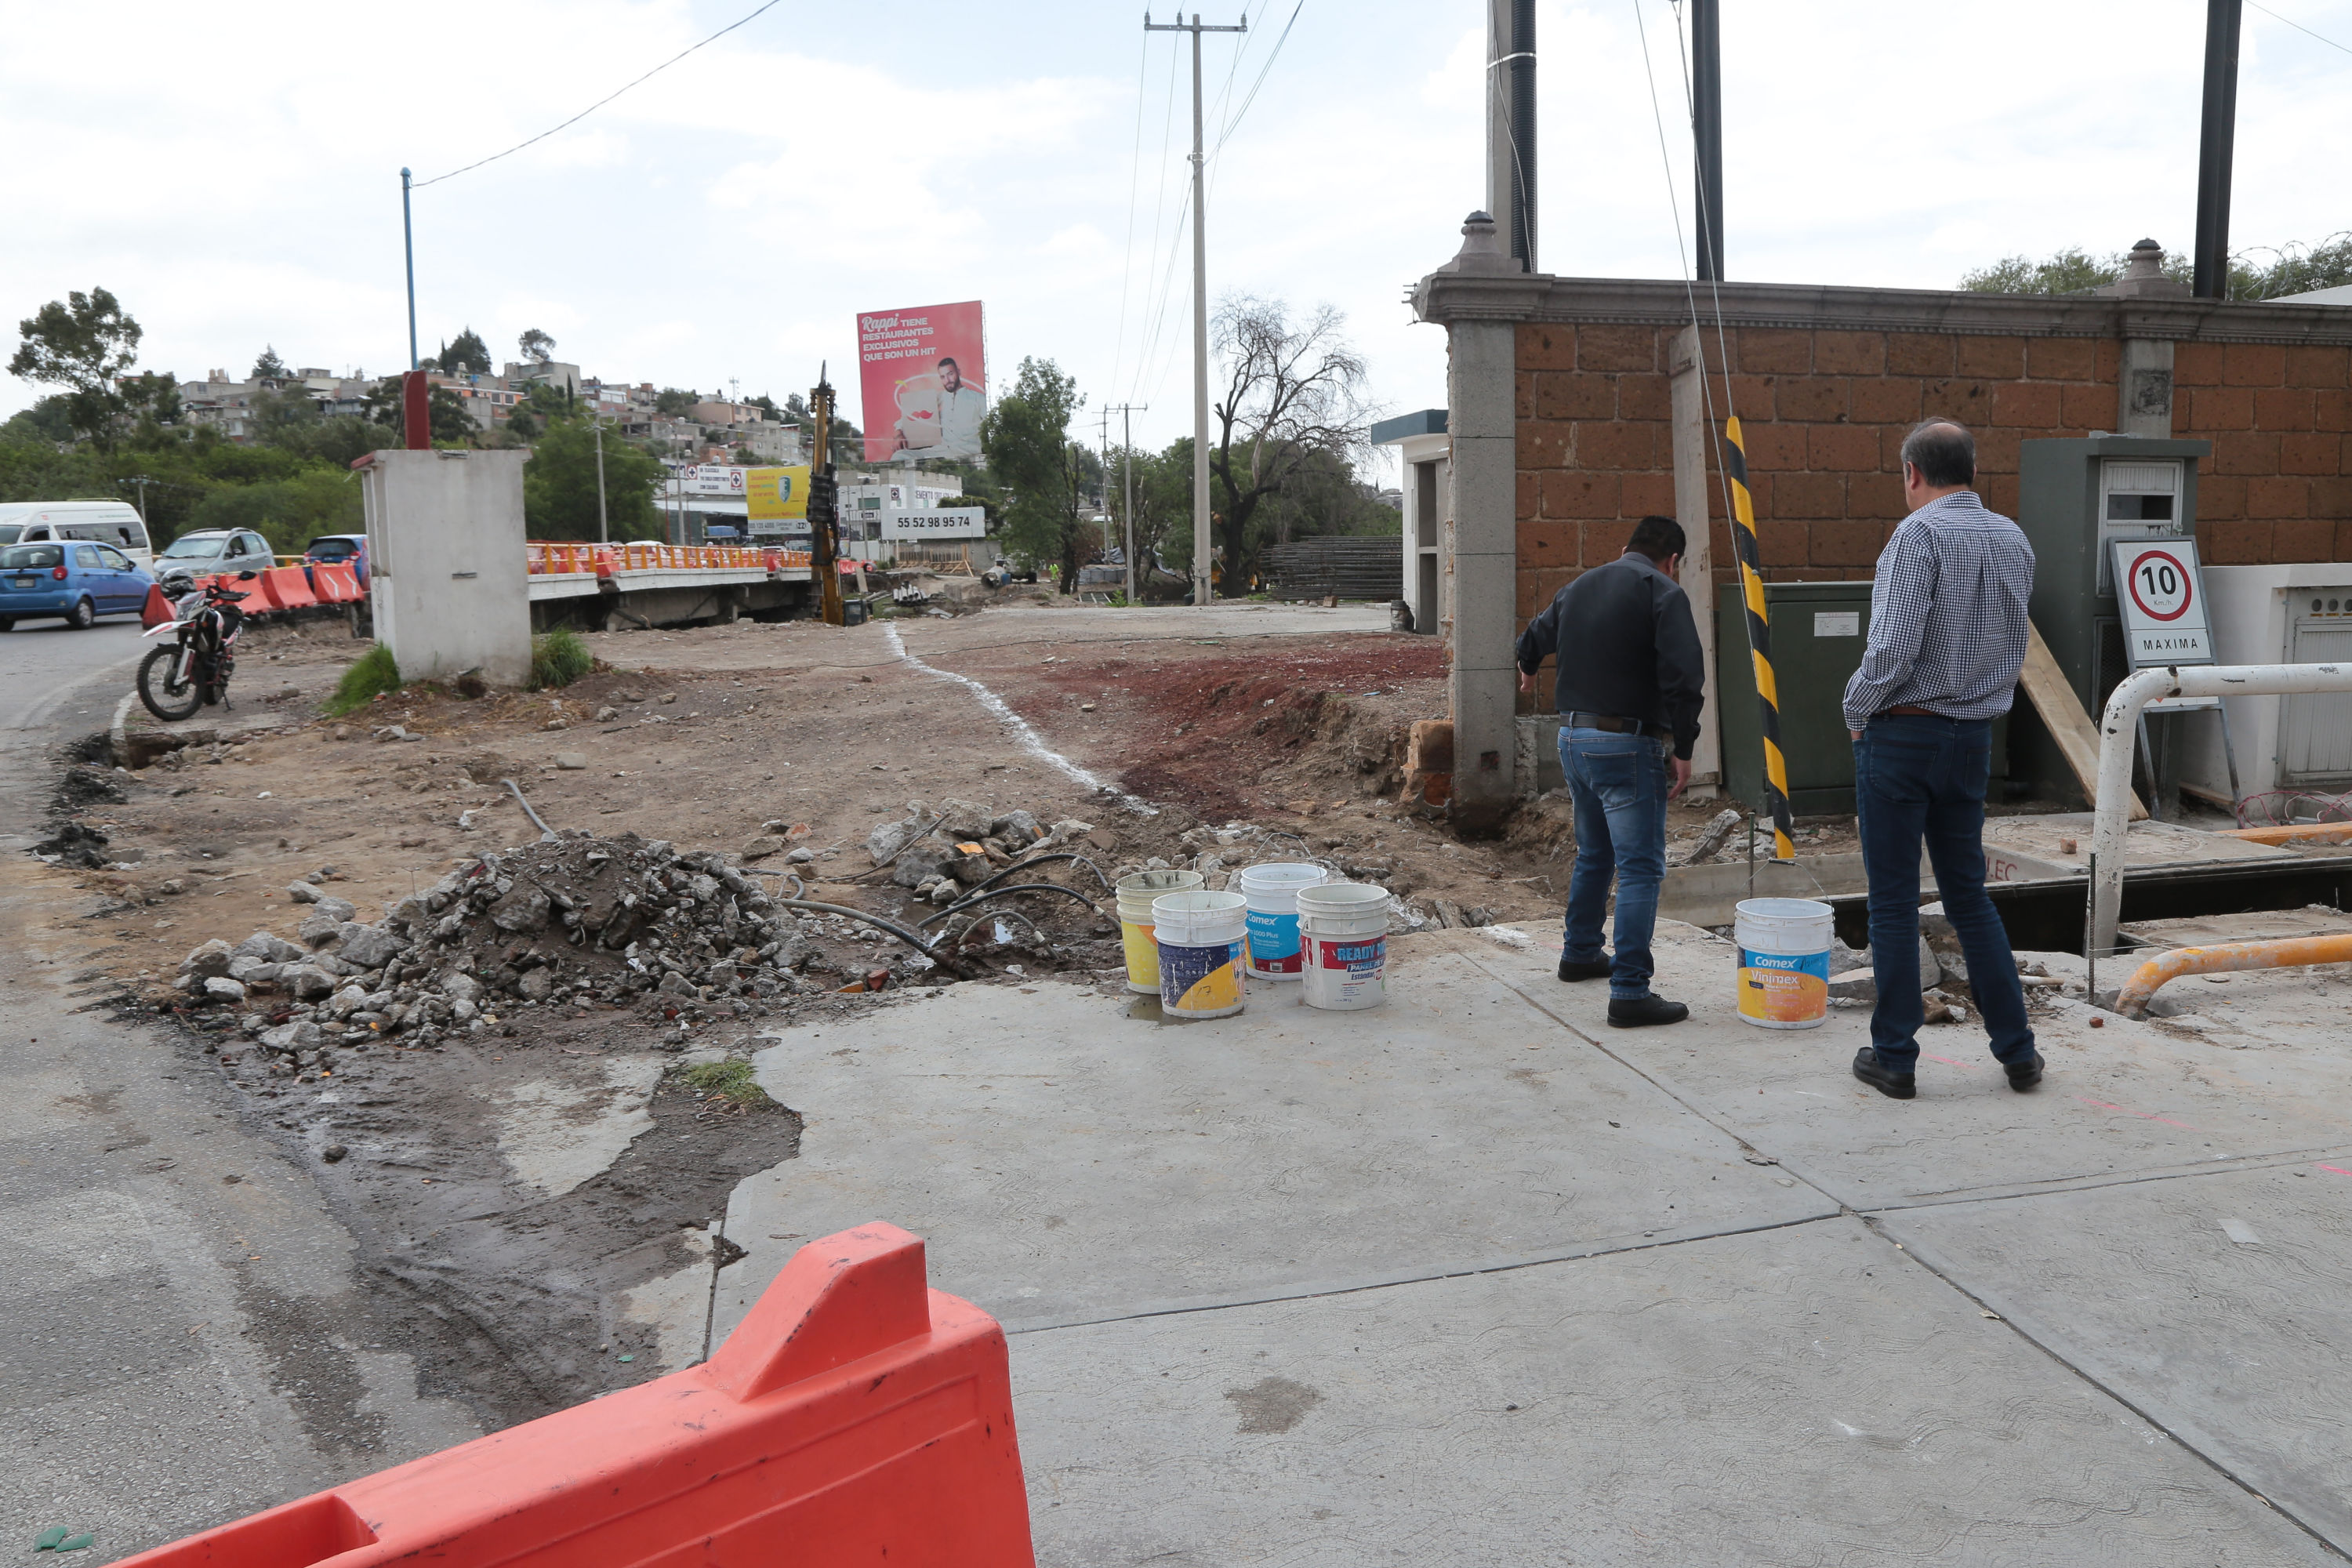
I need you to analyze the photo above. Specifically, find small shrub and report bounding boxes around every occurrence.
[529,627,593,690]
[677,1058,775,1109]
[323,645,401,716]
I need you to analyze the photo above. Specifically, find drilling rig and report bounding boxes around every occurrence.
[806,368,845,626]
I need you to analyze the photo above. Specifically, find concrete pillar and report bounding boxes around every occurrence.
[1668,325,1723,794]
[2118,339,2176,437]
[357,449,532,687]
[1445,316,1519,832]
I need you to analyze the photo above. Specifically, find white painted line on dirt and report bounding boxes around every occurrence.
[884,623,1155,815]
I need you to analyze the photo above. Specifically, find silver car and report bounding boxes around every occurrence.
[153,528,277,592]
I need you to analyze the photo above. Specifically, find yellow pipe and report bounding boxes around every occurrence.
[2218,822,2352,847]
[2114,933,2352,1018]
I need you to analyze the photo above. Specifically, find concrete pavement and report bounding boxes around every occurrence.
[0,622,475,1563]
[717,923,2352,1563]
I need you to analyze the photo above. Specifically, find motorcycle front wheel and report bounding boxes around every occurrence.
[137,644,204,722]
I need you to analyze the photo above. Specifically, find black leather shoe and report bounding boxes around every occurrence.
[2004,1050,2045,1091]
[1606,994,1690,1028]
[1558,956,1612,982]
[1852,1047,1915,1099]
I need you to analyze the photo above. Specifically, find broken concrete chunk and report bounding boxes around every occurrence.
[285,881,323,904]
[594,706,619,721]
[656,970,699,999]
[234,931,305,964]
[227,956,282,985]
[866,816,925,865]
[439,972,483,1005]
[488,884,551,933]
[336,923,406,970]
[202,976,249,1004]
[936,798,995,840]
[180,938,235,980]
[516,967,555,1002]
[284,965,338,1000]
[554,753,587,770]
[891,843,950,888]
[260,1019,321,1052]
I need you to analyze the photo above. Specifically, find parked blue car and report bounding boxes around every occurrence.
[0,539,158,630]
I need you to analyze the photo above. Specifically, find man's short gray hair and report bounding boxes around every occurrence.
[1900,419,1976,488]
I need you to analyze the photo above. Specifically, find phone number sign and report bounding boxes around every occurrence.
[2111,539,2212,665]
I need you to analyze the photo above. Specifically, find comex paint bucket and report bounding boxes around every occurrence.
[1296,882,1389,1011]
[1152,889,1250,1020]
[1236,862,1330,981]
[1733,897,1834,1029]
[1116,869,1206,995]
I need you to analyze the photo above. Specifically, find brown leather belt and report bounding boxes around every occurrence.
[1884,704,1944,717]
[1567,711,1672,741]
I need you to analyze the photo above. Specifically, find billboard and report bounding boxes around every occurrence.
[858,301,985,463]
[668,463,748,496]
[745,465,811,530]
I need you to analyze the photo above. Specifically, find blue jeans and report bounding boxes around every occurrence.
[1853,714,2037,1073]
[1559,728,1670,1000]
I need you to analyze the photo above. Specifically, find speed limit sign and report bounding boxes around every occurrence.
[2111,539,2212,665]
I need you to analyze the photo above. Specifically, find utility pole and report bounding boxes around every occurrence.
[592,413,610,544]
[1103,403,1147,604]
[2194,0,2244,299]
[121,475,155,528]
[1145,10,1247,605]
[1691,0,1723,282]
[400,169,419,372]
[1485,0,1534,272]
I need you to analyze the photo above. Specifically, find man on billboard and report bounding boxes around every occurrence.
[932,357,985,460]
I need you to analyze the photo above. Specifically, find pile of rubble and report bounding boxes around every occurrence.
[855,798,1094,905]
[164,831,955,1076]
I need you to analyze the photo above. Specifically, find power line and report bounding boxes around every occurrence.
[412,0,786,188]
[2247,0,2352,54]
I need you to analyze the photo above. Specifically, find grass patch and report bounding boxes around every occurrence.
[322,644,401,716]
[677,1058,775,1109]
[528,627,594,690]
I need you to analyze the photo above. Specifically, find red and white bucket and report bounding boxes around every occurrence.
[1295,882,1389,1011]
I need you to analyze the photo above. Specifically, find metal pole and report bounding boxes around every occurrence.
[2193,0,2243,299]
[1508,0,1535,271]
[1123,404,1138,605]
[400,169,419,372]
[1189,17,1210,604]
[593,416,609,544]
[1692,0,1723,282]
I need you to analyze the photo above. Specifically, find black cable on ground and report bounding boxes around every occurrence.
[920,883,1108,928]
[964,851,1113,899]
[774,898,975,977]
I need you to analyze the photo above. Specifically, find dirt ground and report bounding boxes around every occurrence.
[30,597,1792,1429]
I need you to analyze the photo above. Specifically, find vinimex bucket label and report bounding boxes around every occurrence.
[1159,938,1246,1019]
[1737,946,1829,1027]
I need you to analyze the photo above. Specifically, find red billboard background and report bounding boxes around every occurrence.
[857,301,986,463]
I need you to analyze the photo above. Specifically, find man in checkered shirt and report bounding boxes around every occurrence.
[1841,419,2045,1101]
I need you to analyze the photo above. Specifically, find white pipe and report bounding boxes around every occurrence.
[2090,661,2352,959]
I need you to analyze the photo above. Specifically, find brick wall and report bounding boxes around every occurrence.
[1514,323,2352,630]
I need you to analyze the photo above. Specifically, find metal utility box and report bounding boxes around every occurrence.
[2014,435,2212,804]
[1715,582,2008,817]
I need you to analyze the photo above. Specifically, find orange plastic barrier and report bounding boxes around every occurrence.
[263,565,318,610]
[310,562,363,604]
[114,1223,1035,1568]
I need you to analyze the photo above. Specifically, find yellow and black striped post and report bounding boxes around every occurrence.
[1723,416,1795,861]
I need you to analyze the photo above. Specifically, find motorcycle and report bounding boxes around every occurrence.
[137,572,254,722]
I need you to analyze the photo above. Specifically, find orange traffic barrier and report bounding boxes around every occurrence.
[310,562,363,604]
[114,1223,1035,1568]
[264,565,318,610]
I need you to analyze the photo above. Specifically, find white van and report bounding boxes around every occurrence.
[0,500,155,572]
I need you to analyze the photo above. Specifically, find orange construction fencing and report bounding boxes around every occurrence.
[310,562,363,604]
[114,1223,1036,1568]
[263,566,318,611]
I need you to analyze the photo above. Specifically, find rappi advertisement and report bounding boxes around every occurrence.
[857,301,985,463]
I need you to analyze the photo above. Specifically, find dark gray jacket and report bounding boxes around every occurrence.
[1514,552,1706,760]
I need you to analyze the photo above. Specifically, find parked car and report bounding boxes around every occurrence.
[154,528,276,592]
[0,499,155,571]
[0,540,158,630]
[303,533,368,583]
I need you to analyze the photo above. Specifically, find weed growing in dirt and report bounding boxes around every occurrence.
[678,1058,775,1109]
[324,644,401,716]
[529,628,593,689]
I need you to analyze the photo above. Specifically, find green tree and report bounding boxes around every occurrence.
[523,416,664,540]
[441,327,492,374]
[9,287,143,447]
[2,396,78,445]
[186,468,362,553]
[518,327,556,364]
[653,387,699,416]
[251,344,290,379]
[1958,234,2352,300]
[363,376,473,445]
[1207,296,1373,595]
[981,357,1094,590]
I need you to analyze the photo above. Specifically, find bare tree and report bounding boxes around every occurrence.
[1208,296,1373,595]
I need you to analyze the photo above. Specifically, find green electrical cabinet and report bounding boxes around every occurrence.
[1715,580,2005,817]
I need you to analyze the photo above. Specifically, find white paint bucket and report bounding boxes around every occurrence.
[1116,869,1206,995]
[1733,897,1834,1029]
[1236,862,1330,981]
[1297,882,1390,1011]
[1152,889,1250,1019]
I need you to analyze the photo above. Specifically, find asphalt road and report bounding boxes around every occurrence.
[0,616,476,1562]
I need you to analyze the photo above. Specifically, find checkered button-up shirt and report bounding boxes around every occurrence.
[1842,489,2036,731]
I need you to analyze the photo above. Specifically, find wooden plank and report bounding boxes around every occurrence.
[2217,821,2352,846]
[2019,621,2148,822]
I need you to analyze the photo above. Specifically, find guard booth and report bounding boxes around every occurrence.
[2014,435,2213,812]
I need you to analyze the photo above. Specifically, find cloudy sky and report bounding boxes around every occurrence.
[4,0,2347,476]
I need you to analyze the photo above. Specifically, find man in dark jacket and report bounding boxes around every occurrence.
[1515,515,1705,1026]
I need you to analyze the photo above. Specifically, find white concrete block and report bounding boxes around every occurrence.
[359,449,532,688]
